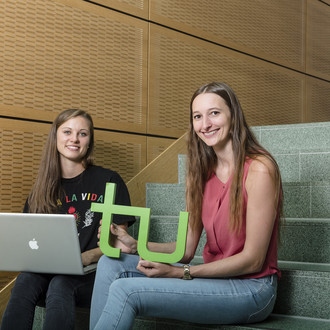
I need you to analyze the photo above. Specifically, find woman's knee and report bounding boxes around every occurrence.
[12,273,49,296]
[6,273,49,309]
[97,254,117,273]
[107,279,139,311]
[46,275,74,299]
[44,276,76,310]
[94,255,119,286]
[97,254,129,271]
[15,272,44,287]
[96,254,139,281]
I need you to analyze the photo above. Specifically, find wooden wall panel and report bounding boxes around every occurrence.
[87,0,148,19]
[0,119,49,213]
[93,130,146,183]
[0,0,148,133]
[150,0,305,71]
[306,0,330,81]
[146,137,175,164]
[306,77,330,123]
[148,25,305,138]
[0,119,146,212]
[127,134,187,207]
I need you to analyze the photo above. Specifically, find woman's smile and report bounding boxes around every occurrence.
[202,129,219,137]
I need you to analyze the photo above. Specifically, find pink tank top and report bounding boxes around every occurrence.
[201,158,281,279]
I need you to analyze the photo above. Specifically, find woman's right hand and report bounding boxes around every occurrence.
[110,223,137,254]
[98,220,137,254]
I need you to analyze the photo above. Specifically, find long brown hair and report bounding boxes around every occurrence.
[186,82,282,233]
[27,109,95,213]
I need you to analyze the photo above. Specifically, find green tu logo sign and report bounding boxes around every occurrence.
[91,183,189,263]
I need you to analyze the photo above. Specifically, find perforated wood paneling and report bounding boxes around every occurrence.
[306,0,330,81]
[148,25,304,138]
[147,137,175,164]
[150,0,305,70]
[0,0,147,132]
[0,119,49,212]
[94,130,146,182]
[306,77,330,123]
[89,0,148,18]
[0,119,146,212]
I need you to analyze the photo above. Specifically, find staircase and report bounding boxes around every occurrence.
[129,122,330,329]
[31,122,330,329]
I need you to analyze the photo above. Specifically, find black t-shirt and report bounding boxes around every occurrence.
[24,166,135,253]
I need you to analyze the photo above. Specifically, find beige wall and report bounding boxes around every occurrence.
[0,0,330,316]
[0,0,329,213]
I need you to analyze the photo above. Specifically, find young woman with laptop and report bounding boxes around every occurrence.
[1,109,135,330]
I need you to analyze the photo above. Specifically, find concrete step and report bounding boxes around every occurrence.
[278,218,330,263]
[178,147,330,185]
[146,178,330,220]
[253,122,330,154]
[271,149,330,183]
[33,306,89,330]
[34,302,330,330]
[133,313,330,329]
[282,181,330,219]
[274,263,330,319]
[146,183,186,216]
[178,154,186,184]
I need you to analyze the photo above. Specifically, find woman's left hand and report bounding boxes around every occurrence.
[81,247,103,266]
[137,259,178,278]
[81,250,95,266]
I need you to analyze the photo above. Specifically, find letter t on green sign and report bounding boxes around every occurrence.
[91,183,189,263]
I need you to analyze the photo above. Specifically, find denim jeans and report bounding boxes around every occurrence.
[1,271,95,330]
[90,254,278,330]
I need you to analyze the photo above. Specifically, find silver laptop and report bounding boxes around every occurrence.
[0,213,97,275]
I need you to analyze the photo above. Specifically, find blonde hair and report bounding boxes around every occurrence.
[186,82,282,233]
[28,109,94,213]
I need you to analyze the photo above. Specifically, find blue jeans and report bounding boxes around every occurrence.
[90,254,278,329]
[1,271,95,330]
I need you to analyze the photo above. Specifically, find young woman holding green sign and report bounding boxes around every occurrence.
[90,82,283,329]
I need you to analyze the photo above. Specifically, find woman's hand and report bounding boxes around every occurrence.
[81,251,94,266]
[98,220,137,254]
[110,223,137,254]
[137,259,182,278]
[81,247,103,266]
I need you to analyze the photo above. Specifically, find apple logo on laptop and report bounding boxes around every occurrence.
[29,238,39,250]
